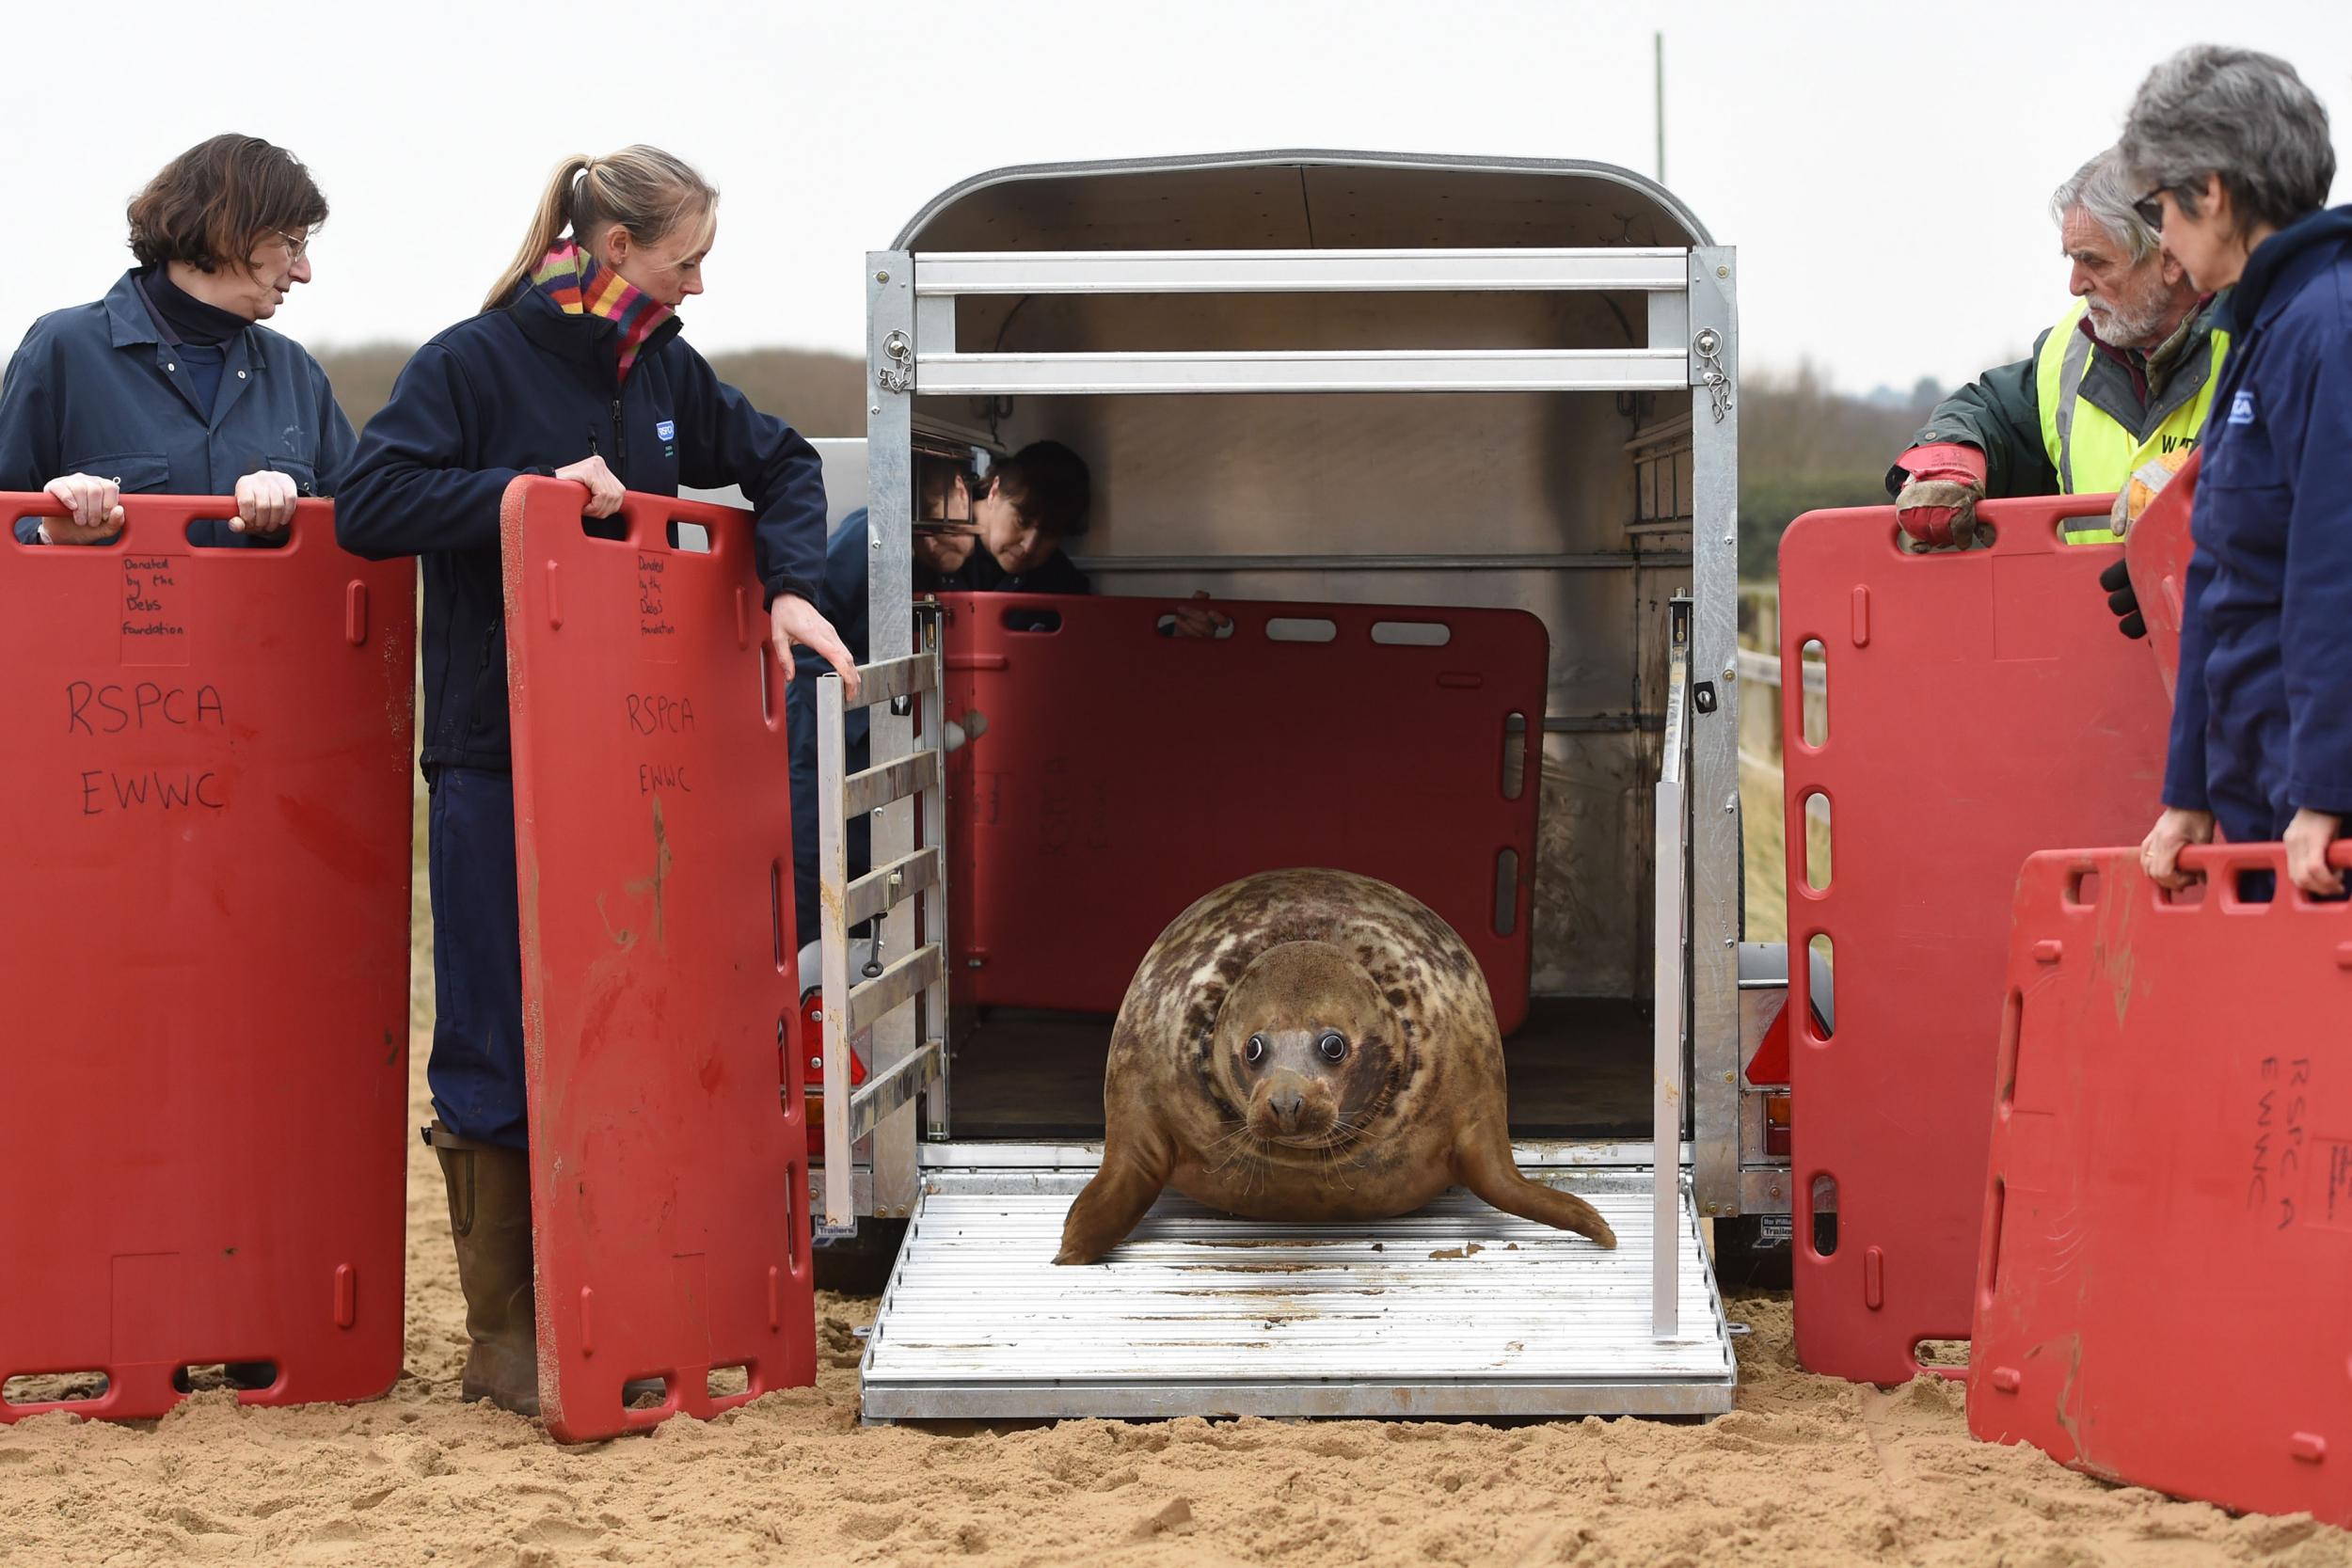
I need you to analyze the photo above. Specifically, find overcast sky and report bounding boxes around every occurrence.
[4,0,2346,398]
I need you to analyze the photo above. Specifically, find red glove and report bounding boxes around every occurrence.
[1894,443,1989,548]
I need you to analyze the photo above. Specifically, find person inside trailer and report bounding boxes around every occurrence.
[785,446,993,973]
[0,135,354,548]
[787,437,1227,987]
[969,437,1094,594]
[2124,45,2352,900]
[788,440,1107,966]
[1888,146,2225,550]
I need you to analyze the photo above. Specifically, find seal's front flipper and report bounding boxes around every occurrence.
[1455,1136,1618,1249]
[1056,1153,1169,1264]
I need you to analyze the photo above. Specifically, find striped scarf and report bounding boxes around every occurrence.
[530,242,674,382]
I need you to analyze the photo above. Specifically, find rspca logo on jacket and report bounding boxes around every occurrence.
[656,420,675,441]
[2228,391,2256,426]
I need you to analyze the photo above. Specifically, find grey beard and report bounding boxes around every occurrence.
[2085,297,2168,350]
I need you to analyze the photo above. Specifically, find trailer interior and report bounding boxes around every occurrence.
[814,151,1748,1420]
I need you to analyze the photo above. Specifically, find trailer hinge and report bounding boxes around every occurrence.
[1692,329,1731,423]
[877,330,914,395]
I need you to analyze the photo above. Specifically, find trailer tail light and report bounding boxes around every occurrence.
[803,986,867,1164]
[1765,1094,1791,1158]
[1745,999,1793,1086]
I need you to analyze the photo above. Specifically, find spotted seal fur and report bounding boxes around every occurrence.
[1056,867,1615,1263]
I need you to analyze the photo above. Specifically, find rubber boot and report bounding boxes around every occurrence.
[432,1121,542,1418]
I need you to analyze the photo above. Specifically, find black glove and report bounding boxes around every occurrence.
[2099,557,2146,640]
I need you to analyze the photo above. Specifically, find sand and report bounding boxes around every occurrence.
[6,1046,2348,1567]
[5,794,2348,1567]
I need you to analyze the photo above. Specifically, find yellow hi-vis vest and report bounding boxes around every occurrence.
[2035,297,2227,543]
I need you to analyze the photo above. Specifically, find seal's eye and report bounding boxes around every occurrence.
[1317,1032,1349,1063]
[1244,1035,1267,1066]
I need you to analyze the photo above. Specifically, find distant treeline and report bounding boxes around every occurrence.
[1736,362,1943,580]
[315,344,1938,582]
[312,343,870,442]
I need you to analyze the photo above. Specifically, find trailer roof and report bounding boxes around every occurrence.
[893,149,1712,252]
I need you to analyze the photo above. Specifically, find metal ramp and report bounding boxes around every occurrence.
[860,1167,1735,1421]
[824,574,1734,1421]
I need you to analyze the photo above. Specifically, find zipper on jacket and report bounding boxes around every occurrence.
[466,619,501,736]
[611,398,627,481]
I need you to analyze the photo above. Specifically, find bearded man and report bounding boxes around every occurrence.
[1889,147,2226,546]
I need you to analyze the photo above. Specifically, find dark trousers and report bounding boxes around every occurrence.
[425,765,529,1149]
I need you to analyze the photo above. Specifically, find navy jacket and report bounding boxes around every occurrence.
[337,283,826,772]
[993,547,1091,596]
[2164,205,2352,837]
[0,270,355,544]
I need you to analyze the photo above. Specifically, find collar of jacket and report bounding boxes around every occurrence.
[2220,203,2352,334]
[501,276,684,380]
[2076,313,2151,403]
[102,269,270,368]
[528,244,677,380]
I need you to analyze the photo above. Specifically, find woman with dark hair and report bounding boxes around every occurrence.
[337,145,856,1418]
[2124,46,2352,900]
[0,134,352,545]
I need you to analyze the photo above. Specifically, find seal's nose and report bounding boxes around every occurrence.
[1269,1087,1304,1128]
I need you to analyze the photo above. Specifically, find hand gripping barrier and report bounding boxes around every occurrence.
[2121,447,2199,699]
[0,496,413,1418]
[937,592,1547,1033]
[501,480,815,1443]
[1778,497,2172,1384]
[1971,844,2352,1525]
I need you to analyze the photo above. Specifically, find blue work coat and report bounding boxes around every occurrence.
[336,282,827,773]
[2164,205,2352,839]
[0,271,355,545]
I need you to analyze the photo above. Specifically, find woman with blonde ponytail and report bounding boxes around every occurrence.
[482,153,596,313]
[336,146,855,1418]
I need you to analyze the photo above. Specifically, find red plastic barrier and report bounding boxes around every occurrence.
[1779,497,2172,1385]
[1971,844,2352,1524]
[501,480,814,1444]
[939,592,1546,1032]
[0,497,413,1419]
[2122,447,2200,699]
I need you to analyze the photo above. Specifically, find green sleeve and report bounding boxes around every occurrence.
[1884,330,2057,499]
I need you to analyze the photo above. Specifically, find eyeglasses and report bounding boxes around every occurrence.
[2132,189,2169,232]
[271,230,310,262]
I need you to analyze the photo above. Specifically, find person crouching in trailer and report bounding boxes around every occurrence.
[786,455,993,969]
[335,146,859,1418]
[785,439,1224,993]
[973,438,1095,594]
[2122,46,2352,901]
[0,135,353,547]
[971,438,1227,634]
[1888,146,2224,550]
[787,441,1104,983]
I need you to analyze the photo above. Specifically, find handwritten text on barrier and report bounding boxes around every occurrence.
[120,555,190,665]
[63,679,228,815]
[627,691,693,796]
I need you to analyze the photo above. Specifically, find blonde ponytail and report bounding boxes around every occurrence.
[482,147,718,312]
[484,154,593,311]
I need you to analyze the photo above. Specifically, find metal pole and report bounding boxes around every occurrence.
[1652,599,1692,1340]
[915,618,950,1140]
[1654,32,1666,185]
[819,672,855,1227]
[866,251,921,1220]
